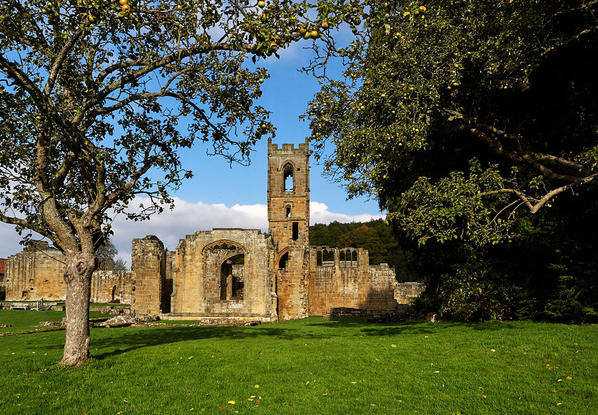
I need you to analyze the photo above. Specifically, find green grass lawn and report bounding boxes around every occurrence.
[0,310,107,334]
[0,312,596,414]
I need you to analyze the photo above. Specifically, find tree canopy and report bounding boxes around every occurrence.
[305,0,598,246]
[0,0,332,365]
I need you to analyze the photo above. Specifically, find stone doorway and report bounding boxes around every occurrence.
[220,253,244,301]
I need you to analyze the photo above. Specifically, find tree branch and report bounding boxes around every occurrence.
[480,172,598,214]
[0,55,46,110]
[87,39,260,114]
[44,28,84,96]
[5,0,49,52]
[447,110,586,182]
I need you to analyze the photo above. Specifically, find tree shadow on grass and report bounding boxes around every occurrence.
[307,317,518,337]
[306,317,436,335]
[88,323,334,360]
[36,318,519,360]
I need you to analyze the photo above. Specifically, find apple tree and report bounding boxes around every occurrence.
[304,0,598,246]
[0,0,329,366]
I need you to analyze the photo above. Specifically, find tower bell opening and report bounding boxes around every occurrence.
[283,163,294,192]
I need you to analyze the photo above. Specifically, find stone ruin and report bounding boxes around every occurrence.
[2,139,424,321]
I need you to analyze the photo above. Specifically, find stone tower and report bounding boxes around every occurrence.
[267,138,310,250]
[267,138,310,319]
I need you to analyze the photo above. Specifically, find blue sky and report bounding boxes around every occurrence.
[175,40,373,213]
[0,39,382,260]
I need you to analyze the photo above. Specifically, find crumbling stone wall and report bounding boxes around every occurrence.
[0,258,6,300]
[168,229,275,319]
[307,247,383,315]
[276,246,309,320]
[4,242,66,300]
[90,271,133,304]
[395,281,425,304]
[365,263,403,310]
[131,235,164,315]
[307,246,420,316]
[4,242,134,303]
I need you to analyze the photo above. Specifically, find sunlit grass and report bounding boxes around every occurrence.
[0,312,596,414]
[0,310,106,334]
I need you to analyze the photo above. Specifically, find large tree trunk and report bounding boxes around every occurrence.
[60,251,96,367]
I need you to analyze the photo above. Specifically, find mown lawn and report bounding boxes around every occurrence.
[0,311,596,414]
[0,310,108,334]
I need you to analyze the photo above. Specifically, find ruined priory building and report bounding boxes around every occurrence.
[3,139,423,320]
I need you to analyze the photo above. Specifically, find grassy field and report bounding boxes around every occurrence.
[0,311,596,414]
[0,310,108,334]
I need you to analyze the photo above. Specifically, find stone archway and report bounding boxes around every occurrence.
[202,240,247,308]
[220,253,244,301]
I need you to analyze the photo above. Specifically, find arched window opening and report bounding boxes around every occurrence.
[351,250,358,265]
[220,254,244,300]
[317,250,323,266]
[286,205,291,218]
[111,285,117,303]
[283,163,294,192]
[278,252,289,270]
[323,249,334,266]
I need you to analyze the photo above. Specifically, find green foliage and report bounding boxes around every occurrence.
[305,0,598,246]
[0,0,333,256]
[391,161,512,246]
[302,0,598,323]
[113,257,128,271]
[95,240,118,270]
[410,194,598,323]
[435,258,514,322]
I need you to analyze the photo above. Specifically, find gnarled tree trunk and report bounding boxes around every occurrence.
[60,251,96,367]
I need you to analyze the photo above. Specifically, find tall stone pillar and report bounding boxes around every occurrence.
[131,235,164,315]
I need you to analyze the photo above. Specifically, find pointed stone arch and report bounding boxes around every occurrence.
[281,161,295,192]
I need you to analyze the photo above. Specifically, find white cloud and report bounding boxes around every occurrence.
[310,201,383,225]
[0,197,383,263]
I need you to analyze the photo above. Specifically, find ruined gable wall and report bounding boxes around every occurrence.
[5,243,134,303]
[170,229,275,317]
[4,243,66,300]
